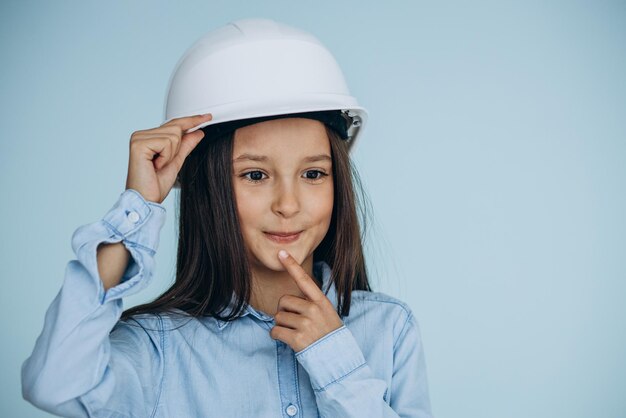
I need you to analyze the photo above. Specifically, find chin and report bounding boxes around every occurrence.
[257,256,287,272]
[247,253,282,272]
[255,248,307,271]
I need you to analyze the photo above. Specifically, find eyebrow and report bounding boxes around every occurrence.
[233,153,332,163]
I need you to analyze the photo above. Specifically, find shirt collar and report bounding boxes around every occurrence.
[214,260,336,330]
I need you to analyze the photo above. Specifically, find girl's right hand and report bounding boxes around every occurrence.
[125,113,213,204]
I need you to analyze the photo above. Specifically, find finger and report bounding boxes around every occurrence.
[274,311,301,330]
[160,113,213,133]
[134,131,184,157]
[165,132,181,160]
[277,250,324,303]
[270,325,295,343]
[177,129,206,159]
[152,145,172,171]
[276,294,309,314]
[132,136,173,168]
[165,129,205,174]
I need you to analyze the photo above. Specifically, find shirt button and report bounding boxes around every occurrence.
[127,211,140,223]
[286,404,298,416]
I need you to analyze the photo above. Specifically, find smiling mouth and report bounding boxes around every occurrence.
[263,231,302,243]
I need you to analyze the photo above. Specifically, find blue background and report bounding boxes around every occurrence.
[2,1,625,417]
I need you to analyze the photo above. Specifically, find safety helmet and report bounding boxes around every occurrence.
[163,17,367,188]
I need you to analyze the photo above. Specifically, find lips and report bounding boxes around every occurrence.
[264,230,302,243]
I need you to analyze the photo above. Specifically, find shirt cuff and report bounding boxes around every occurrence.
[295,325,367,391]
[70,189,167,304]
[101,189,166,253]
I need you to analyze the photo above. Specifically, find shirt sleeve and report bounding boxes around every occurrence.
[21,189,167,418]
[295,311,434,418]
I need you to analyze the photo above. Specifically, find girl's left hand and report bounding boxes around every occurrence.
[269,250,344,353]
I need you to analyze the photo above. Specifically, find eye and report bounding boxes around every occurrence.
[242,170,267,183]
[303,170,328,181]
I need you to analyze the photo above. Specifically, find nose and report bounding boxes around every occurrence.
[271,180,300,218]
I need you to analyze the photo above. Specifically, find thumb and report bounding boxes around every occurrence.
[177,129,206,161]
[161,129,206,181]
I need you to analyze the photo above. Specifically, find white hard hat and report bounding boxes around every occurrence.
[163,17,367,151]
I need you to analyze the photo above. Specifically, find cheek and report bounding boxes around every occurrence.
[233,186,266,230]
[308,184,334,227]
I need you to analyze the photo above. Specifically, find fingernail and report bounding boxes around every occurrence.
[278,250,288,259]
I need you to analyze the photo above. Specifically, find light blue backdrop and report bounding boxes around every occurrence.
[2,1,624,417]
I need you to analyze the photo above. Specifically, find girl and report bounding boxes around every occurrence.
[22,18,433,417]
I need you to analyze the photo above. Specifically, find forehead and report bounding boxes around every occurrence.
[232,117,330,155]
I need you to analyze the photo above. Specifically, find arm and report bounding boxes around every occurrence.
[296,310,434,418]
[97,240,131,291]
[21,189,167,417]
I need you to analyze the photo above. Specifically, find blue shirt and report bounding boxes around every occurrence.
[22,189,433,417]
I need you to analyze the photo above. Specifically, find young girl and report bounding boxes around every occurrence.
[22,18,433,417]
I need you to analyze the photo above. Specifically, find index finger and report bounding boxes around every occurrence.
[277,250,324,303]
[161,113,213,133]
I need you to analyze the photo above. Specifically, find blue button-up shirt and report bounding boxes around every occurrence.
[22,189,433,417]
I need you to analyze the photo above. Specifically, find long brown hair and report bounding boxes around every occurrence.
[120,123,372,322]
